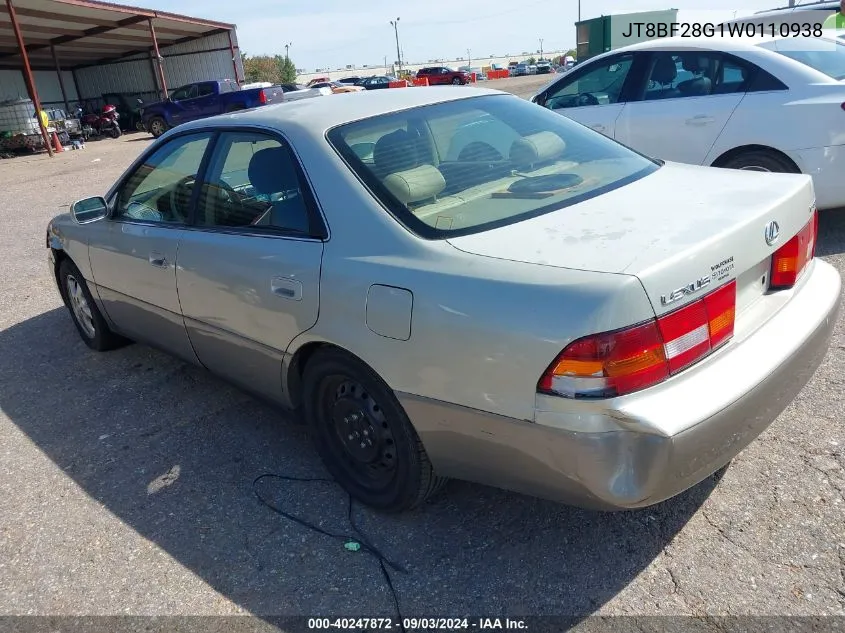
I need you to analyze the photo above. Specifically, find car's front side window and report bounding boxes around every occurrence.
[328,94,658,239]
[113,132,213,224]
[195,132,315,235]
[544,55,634,109]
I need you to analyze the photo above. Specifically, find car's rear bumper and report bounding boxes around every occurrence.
[789,145,845,210]
[398,260,841,510]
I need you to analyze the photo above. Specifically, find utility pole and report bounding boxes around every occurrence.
[578,0,581,22]
[467,48,471,69]
[539,38,544,60]
[284,42,291,62]
[390,18,402,74]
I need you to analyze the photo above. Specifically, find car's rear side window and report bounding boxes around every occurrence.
[771,39,845,80]
[327,94,659,239]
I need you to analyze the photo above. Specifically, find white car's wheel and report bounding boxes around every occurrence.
[720,149,799,174]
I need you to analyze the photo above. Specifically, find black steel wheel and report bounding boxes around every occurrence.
[303,348,446,512]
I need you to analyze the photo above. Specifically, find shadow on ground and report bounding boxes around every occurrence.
[0,309,721,619]
[818,209,845,257]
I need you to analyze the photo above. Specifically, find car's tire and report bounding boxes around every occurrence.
[148,116,167,138]
[302,347,447,512]
[718,149,800,174]
[452,77,462,85]
[58,258,130,352]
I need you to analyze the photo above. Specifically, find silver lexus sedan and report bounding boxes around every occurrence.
[46,87,841,512]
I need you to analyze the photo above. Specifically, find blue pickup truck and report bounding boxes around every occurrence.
[140,79,286,138]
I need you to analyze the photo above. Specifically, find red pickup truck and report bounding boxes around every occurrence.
[415,66,471,85]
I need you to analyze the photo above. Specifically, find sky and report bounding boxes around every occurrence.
[130,0,783,70]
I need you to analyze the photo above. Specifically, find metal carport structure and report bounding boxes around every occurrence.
[0,0,240,156]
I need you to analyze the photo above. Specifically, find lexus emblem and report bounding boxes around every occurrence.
[764,220,780,246]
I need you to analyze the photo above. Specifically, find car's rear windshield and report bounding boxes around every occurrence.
[326,94,659,239]
[769,38,845,80]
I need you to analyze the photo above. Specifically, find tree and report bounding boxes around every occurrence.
[526,56,536,65]
[241,52,298,84]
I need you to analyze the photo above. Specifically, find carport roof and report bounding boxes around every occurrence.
[0,0,235,70]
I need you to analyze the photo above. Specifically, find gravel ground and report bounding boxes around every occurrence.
[0,77,844,623]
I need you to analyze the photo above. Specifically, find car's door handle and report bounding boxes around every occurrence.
[149,252,168,268]
[686,115,715,126]
[590,123,606,132]
[271,276,303,301]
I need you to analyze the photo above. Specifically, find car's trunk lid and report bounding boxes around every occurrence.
[447,162,816,316]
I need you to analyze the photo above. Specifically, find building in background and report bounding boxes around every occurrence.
[575,9,679,61]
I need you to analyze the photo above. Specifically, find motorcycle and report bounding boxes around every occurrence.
[76,103,122,140]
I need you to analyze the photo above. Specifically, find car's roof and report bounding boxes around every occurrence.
[176,86,508,134]
[610,33,840,54]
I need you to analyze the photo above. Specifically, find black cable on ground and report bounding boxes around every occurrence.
[252,473,408,632]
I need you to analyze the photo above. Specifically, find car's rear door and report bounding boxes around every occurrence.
[614,51,747,165]
[175,130,326,404]
[88,131,214,362]
[534,52,641,138]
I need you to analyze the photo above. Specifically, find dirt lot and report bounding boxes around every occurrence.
[1,77,844,623]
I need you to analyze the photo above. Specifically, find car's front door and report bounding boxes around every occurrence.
[535,53,639,138]
[190,82,219,119]
[87,131,213,361]
[614,52,746,165]
[175,130,326,403]
[168,84,199,125]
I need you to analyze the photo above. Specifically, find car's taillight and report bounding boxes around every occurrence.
[538,280,737,399]
[770,209,817,290]
[258,89,267,104]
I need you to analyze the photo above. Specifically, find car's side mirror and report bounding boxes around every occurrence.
[70,196,109,224]
[532,93,546,107]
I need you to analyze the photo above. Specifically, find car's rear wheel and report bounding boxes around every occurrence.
[148,116,167,138]
[59,259,130,352]
[303,347,446,512]
[719,149,799,174]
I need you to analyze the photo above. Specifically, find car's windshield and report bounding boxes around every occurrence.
[327,94,659,239]
[767,38,845,80]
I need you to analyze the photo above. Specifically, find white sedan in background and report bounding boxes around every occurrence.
[531,35,845,209]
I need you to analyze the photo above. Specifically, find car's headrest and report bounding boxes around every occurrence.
[382,164,446,205]
[651,55,677,85]
[373,129,419,176]
[509,132,566,168]
[248,146,297,195]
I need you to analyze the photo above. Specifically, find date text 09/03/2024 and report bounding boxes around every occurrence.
[307,618,528,630]
[621,22,824,39]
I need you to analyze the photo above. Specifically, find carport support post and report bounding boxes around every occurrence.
[227,30,239,84]
[6,0,52,157]
[148,18,168,99]
[50,45,70,114]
